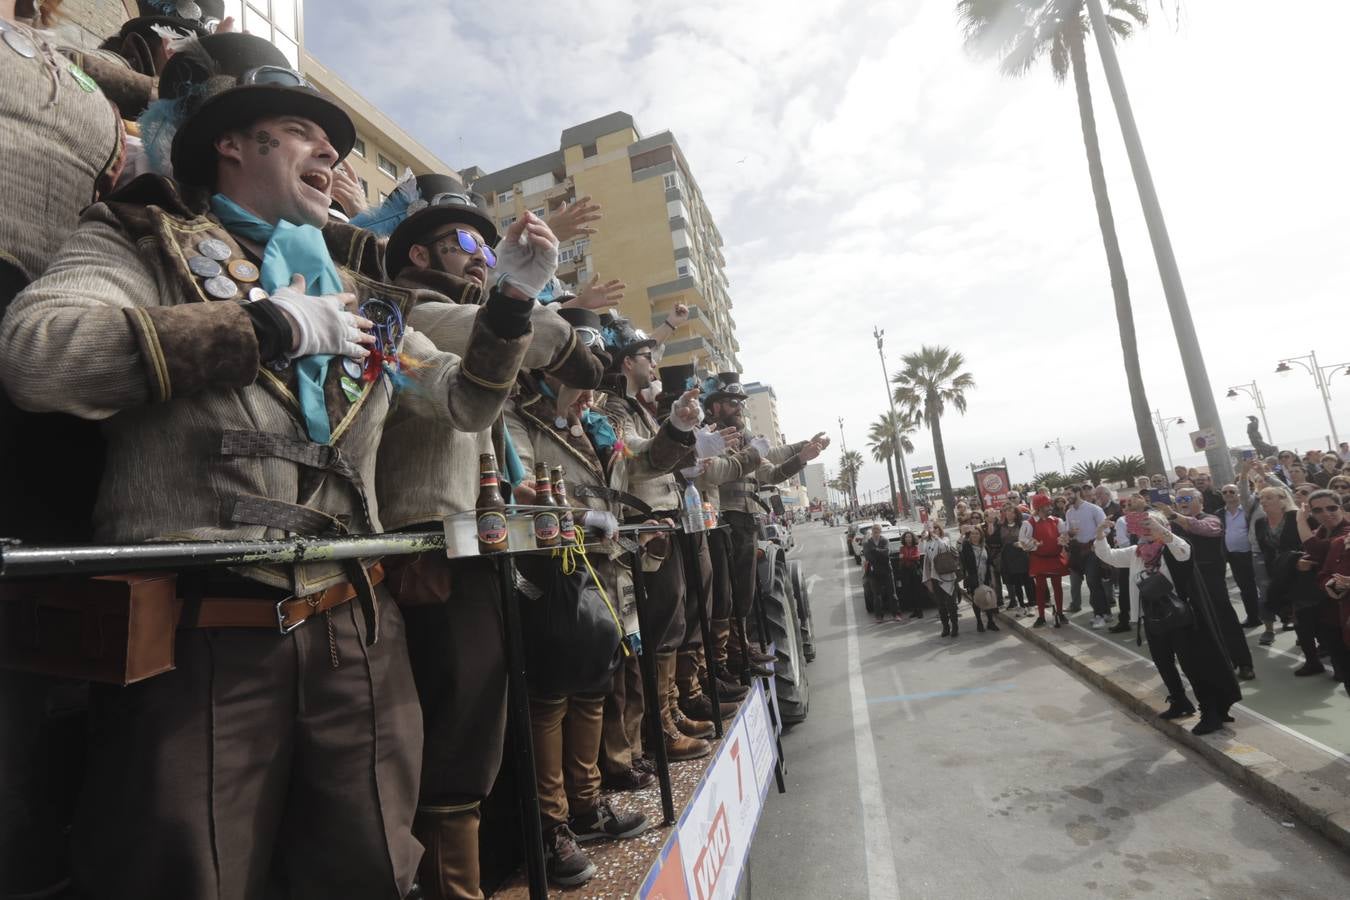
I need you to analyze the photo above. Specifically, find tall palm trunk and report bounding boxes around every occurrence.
[1067,22,1165,475]
[928,391,956,517]
[883,451,899,512]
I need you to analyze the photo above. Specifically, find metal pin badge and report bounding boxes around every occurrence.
[187,256,222,278]
[341,358,363,380]
[554,416,568,430]
[227,260,260,283]
[197,238,232,261]
[3,29,37,59]
[246,287,269,303]
[203,275,238,299]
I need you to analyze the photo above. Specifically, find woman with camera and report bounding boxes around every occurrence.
[1094,514,1242,735]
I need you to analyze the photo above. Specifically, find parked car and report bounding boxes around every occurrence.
[848,521,890,563]
[763,523,794,552]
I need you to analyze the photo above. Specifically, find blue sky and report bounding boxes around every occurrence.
[307,1,1350,496]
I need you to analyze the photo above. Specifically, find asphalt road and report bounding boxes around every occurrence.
[748,523,1350,899]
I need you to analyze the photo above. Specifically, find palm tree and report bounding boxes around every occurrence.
[1104,453,1147,483]
[1070,458,1112,486]
[867,411,917,510]
[892,345,975,518]
[957,0,1165,476]
[838,450,864,508]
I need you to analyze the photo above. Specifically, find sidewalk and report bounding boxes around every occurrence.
[998,602,1350,853]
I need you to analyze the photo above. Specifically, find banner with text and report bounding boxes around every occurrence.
[973,465,1012,510]
[640,681,777,900]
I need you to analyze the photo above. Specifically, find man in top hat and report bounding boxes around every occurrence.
[0,32,553,900]
[703,372,828,679]
[594,316,715,767]
[658,363,762,721]
[370,171,604,899]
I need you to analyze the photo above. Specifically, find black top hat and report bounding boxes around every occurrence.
[657,364,697,397]
[384,174,497,278]
[599,314,658,371]
[131,0,225,36]
[556,307,610,368]
[703,371,746,406]
[162,33,355,188]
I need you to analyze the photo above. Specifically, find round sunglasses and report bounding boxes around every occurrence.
[424,228,496,268]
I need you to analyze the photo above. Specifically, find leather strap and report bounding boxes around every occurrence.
[189,563,384,631]
[224,494,349,536]
[725,488,772,514]
[571,484,654,516]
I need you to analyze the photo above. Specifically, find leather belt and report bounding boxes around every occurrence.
[188,563,384,634]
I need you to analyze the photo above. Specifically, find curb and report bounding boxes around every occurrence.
[1000,609,1350,854]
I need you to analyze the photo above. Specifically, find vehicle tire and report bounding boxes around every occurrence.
[788,561,815,663]
[755,551,810,725]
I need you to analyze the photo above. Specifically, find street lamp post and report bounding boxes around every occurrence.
[1044,438,1075,475]
[1152,410,1185,473]
[838,416,856,511]
[1016,446,1039,480]
[1275,351,1350,449]
[874,326,913,514]
[1225,381,1272,445]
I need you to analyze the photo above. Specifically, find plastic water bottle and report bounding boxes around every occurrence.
[683,482,705,533]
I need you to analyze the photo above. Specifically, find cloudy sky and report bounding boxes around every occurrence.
[308,1,1350,498]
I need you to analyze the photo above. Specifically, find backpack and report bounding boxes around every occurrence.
[1136,570,1194,646]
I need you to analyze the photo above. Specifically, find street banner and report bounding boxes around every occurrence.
[973,465,1012,510]
[639,680,777,900]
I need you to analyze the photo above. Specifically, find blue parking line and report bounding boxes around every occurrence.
[866,682,1017,705]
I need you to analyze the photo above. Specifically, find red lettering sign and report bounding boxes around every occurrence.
[693,805,731,900]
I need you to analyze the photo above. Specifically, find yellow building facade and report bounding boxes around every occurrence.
[468,112,740,372]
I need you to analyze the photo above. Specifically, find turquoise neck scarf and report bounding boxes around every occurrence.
[210,194,344,443]
[581,408,617,454]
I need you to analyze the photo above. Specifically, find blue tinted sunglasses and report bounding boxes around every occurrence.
[425,229,496,268]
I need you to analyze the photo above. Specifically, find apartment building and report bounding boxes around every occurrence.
[467,112,740,372]
[742,381,783,445]
[63,1,455,208]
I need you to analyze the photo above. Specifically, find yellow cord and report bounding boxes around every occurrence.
[555,529,630,657]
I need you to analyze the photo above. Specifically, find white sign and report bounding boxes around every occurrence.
[1190,427,1219,452]
[677,715,762,900]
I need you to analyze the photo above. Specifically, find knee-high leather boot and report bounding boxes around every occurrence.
[678,646,738,721]
[709,618,748,700]
[657,652,710,760]
[413,803,485,900]
[939,608,951,637]
[665,651,713,739]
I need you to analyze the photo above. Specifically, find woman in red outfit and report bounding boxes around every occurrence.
[1019,494,1070,628]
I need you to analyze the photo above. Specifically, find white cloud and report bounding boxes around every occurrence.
[307,0,1350,497]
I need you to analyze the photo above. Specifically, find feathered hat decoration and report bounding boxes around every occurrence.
[348,168,421,236]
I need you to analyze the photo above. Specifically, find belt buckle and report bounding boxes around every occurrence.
[275,593,314,635]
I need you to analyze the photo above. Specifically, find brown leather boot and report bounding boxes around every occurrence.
[728,618,772,678]
[413,803,485,900]
[667,651,714,738]
[657,652,710,760]
[678,647,737,721]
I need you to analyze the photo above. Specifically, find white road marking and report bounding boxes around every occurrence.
[841,569,903,899]
[888,662,916,722]
[1064,618,1350,768]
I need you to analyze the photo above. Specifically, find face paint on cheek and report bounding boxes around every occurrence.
[255,130,280,155]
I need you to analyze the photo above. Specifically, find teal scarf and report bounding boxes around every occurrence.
[210,194,344,443]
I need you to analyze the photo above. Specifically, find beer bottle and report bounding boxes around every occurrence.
[551,465,576,543]
[476,453,509,553]
[533,462,561,548]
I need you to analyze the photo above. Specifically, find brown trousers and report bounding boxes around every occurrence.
[708,527,735,620]
[681,531,713,647]
[529,693,605,829]
[72,588,422,900]
[600,650,645,775]
[397,556,507,804]
[643,532,687,652]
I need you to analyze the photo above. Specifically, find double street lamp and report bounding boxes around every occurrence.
[1225,381,1271,445]
[1152,410,1186,472]
[1274,351,1350,449]
[1044,438,1075,474]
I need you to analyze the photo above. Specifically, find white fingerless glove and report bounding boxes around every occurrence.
[267,285,366,359]
[581,510,619,539]
[494,230,559,299]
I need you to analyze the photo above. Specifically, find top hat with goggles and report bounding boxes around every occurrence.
[556,307,611,369]
[160,32,355,188]
[702,371,747,406]
[380,174,498,278]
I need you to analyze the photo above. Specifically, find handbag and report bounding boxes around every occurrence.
[933,548,960,576]
[971,584,997,610]
[515,549,624,695]
[1137,570,1194,639]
